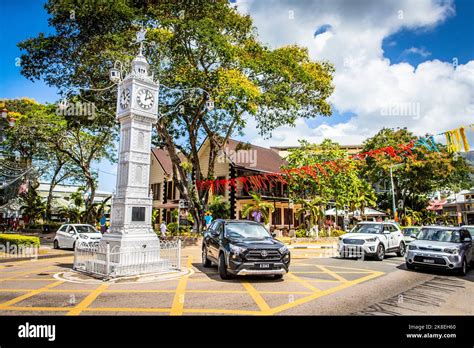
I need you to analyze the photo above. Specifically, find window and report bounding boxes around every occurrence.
[59,225,67,232]
[151,183,161,200]
[284,208,293,225]
[272,208,282,225]
[167,181,173,200]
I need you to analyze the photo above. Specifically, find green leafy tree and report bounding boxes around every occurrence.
[295,196,326,236]
[18,0,335,231]
[285,139,376,220]
[208,195,230,219]
[362,128,472,213]
[241,192,275,224]
[19,181,46,226]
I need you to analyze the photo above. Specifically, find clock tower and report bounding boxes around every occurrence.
[100,46,160,252]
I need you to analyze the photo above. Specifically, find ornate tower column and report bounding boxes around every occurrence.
[100,45,160,251]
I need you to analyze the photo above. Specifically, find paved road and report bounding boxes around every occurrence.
[0,246,472,315]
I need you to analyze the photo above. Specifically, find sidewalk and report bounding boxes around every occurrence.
[288,243,337,249]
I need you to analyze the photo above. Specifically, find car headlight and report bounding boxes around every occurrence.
[366,237,377,242]
[79,234,89,239]
[278,245,289,254]
[408,244,418,250]
[229,244,246,255]
[443,247,459,255]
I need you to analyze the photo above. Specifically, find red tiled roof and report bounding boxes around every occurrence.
[426,199,447,211]
[225,139,288,173]
[151,148,173,175]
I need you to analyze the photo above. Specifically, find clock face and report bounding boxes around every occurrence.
[119,88,131,109]
[136,88,155,110]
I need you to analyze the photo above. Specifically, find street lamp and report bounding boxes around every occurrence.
[389,163,403,221]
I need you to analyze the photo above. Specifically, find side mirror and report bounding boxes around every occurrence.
[410,234,418,239]
[271,233,276,238]
[463,237,472,243]
[383,229,390,234]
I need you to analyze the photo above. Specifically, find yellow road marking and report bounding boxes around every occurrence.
[183,308,262,315]
[170,256,192,316]
[0,266,55,282]
[269,271,384,315]
[83,307,170,313]
[0,280,64,307]
[242,282,271,313]
[0,306,70,311]
[316,265,347,282]
[286,273,321,292]
[0,278,58,281]
[67,283,109,316]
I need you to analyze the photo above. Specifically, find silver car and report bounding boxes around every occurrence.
[405,226,473,275]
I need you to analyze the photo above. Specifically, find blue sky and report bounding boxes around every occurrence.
[1,0,473,192]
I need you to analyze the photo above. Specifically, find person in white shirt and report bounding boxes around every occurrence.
[160,222,167,238]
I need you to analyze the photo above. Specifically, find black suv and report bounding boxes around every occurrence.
[202,219,291,279]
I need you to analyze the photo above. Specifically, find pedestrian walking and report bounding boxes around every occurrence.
[160,221,167,238]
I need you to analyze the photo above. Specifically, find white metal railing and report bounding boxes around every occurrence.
[73,239,181,278]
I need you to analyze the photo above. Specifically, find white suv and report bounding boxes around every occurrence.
[338,222,406,260]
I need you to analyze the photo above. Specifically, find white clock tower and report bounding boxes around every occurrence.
[100,41,160,253]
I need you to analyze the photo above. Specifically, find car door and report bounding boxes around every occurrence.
[461,229,473,263]
[65,225,77,248]
[56,225,68,247]
[382,224,392,249]
[389,224,401,249]
[208,221,223,260]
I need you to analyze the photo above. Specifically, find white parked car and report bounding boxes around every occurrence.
[338,222,406,260]
[53,224,102,249]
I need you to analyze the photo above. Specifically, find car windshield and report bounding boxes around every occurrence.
[225,223,270,239]
[402,228,420,236]
[75,225,99,234]
[417,228,461,243]
[350,224,382,234]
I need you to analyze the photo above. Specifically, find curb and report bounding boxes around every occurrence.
[288,244,337,250]
[0,252,73,263]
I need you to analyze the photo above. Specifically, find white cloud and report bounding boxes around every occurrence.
[235,0,473,147]
[402,46,432,57]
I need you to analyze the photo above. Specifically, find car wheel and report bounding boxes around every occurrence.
[396,242,406,257]
[274,274,283,280]
[53,240,59,249]
[459,258,468,276]
[218,253,231,280]
[406,262,415,270]
[202,246,212,267]
[374,244,385,261]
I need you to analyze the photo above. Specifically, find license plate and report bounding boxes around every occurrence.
[423,259,435,263]
[259,263,271,269]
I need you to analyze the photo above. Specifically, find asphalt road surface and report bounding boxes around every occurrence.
[0,246,472,315]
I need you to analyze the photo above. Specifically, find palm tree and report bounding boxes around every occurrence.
[241,192,275,224]
[208,195,230,219]
[295,196,326,237]
[351,181,377,220]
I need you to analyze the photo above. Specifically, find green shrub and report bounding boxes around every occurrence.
[0,234,40,247]
[328,229,346,237]
[295,229,307,238]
